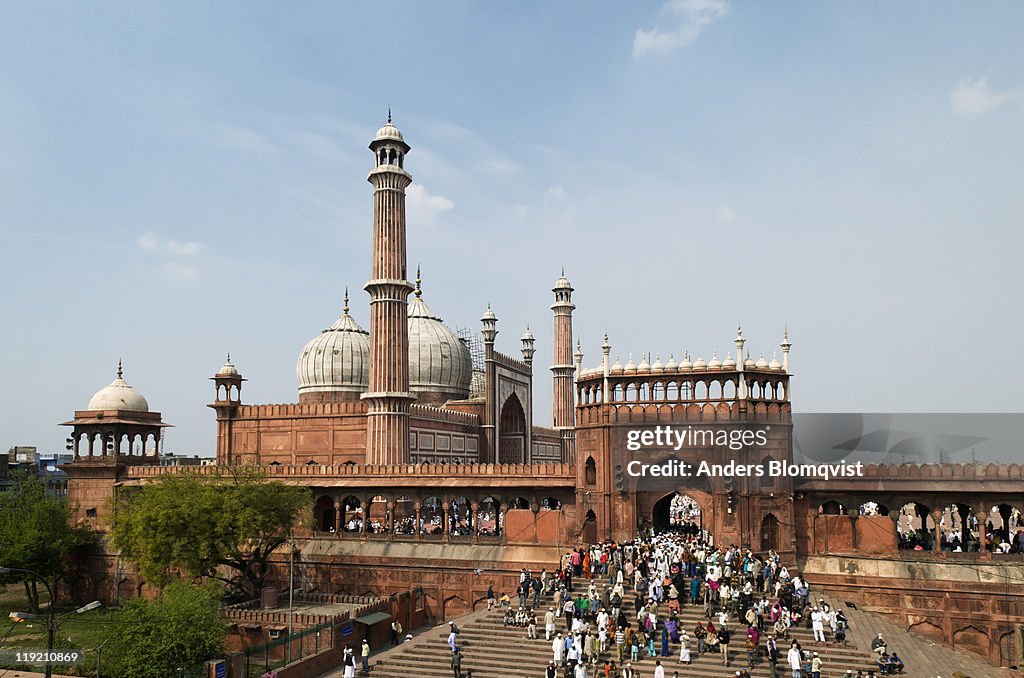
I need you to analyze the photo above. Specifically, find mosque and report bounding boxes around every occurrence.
[57,116,1024,667]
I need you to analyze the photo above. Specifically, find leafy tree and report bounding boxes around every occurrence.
[107,581,229,678]
[0,472,93,612]
[110,465,310,599]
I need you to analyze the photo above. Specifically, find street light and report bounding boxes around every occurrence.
[0,566,103,678]
[0,565,56,678]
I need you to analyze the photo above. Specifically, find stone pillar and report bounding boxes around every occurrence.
[470,502,479,544]
[932,509,944,552]
[363,117,415,465]
[360,495,369,535]
[386,500,395,540]
[550,273,576,429]
[442,501,451,542]
[334,500,342,534]
[414,502,422,542]
[977,510,988,552]
[532,501,541,544]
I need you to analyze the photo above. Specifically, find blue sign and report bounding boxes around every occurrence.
[214,660,227,678]
[341,622,354,637]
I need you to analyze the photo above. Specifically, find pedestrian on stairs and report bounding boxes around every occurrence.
[342,647,356,678]
[787,640,802,678]
[450,649,462,678]
[360,639,370,673]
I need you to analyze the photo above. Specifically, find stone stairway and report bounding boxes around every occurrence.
[363,581,883,678]
[832,597,1003,678]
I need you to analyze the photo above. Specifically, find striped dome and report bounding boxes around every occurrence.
[296,298,370,396]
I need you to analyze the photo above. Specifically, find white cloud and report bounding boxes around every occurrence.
[406,184,454,213]
[951,76,1017,117]
[715,205,737,222]
[137,231,204,256]
[633,0,729,58]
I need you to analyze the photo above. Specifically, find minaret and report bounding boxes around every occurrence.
[601,332,611,403]
[735,323,747,401]
[551,270,576,429]
[520,326,536,366]
[362,113,416,465]
[780,326,792,400]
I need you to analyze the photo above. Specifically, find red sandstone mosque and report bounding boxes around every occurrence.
[58,116,1024,668]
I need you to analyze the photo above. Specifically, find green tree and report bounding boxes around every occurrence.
[108,581,229,678]
[0,472,93,612]
[110,466,309,599]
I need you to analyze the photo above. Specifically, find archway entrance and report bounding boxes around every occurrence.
[652,492,705,537]
[498,394,526,464]
[760,513,780,551]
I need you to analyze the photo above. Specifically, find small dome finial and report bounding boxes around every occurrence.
[387,106,392,124]
[343,287,350,315]
[117,359,123,379]
[226,352,231,363]
[415,264,422,298]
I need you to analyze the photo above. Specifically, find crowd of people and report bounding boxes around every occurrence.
[445,524,907,678]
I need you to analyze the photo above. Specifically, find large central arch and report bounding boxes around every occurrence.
[643,487,714,539]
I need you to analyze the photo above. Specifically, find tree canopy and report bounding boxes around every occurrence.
[110,466,310,599]
[0,472,93,612]
[108,581,229,678]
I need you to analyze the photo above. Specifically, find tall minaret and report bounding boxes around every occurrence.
[362,113,415,465]
[551,270,576,429]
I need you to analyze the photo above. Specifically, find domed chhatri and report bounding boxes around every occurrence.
[296,289,371,402]
[217,354,239,377]
[87,361,150,412]
[375,109,404,142]
[407,271,473,404]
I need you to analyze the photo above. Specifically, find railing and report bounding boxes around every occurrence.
[240,619,335,678]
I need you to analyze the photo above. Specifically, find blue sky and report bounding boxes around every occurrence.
[2,2,1022,457]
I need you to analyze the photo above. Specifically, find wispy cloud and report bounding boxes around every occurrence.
[137,231,204,256]
[951,76,1018,117]
[633,0,729,58]
[407,184,454,213]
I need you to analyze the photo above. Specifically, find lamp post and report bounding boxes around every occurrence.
[1,567,101,678]
[0,566,56,678]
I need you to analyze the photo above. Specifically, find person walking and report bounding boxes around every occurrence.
[342,646,356,678]
[361,639,371,673]
[787,640,803,678]
[766,636,779,678]
[390,619,402,645]
[718,625,731,666]
[451,649,463,678]
[546,607,557,640]
[678,630,691,664]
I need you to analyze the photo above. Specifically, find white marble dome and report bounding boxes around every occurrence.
[296,298,371,396]
[408,290,472,402]
[88,363,149,412]
[375,118,404,142]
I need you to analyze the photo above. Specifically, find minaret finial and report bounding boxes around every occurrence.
[343,287,350,315]
[226,352,231,363]
[117,359,123,379]
[387,106,392,124]
[415,264,422,298]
